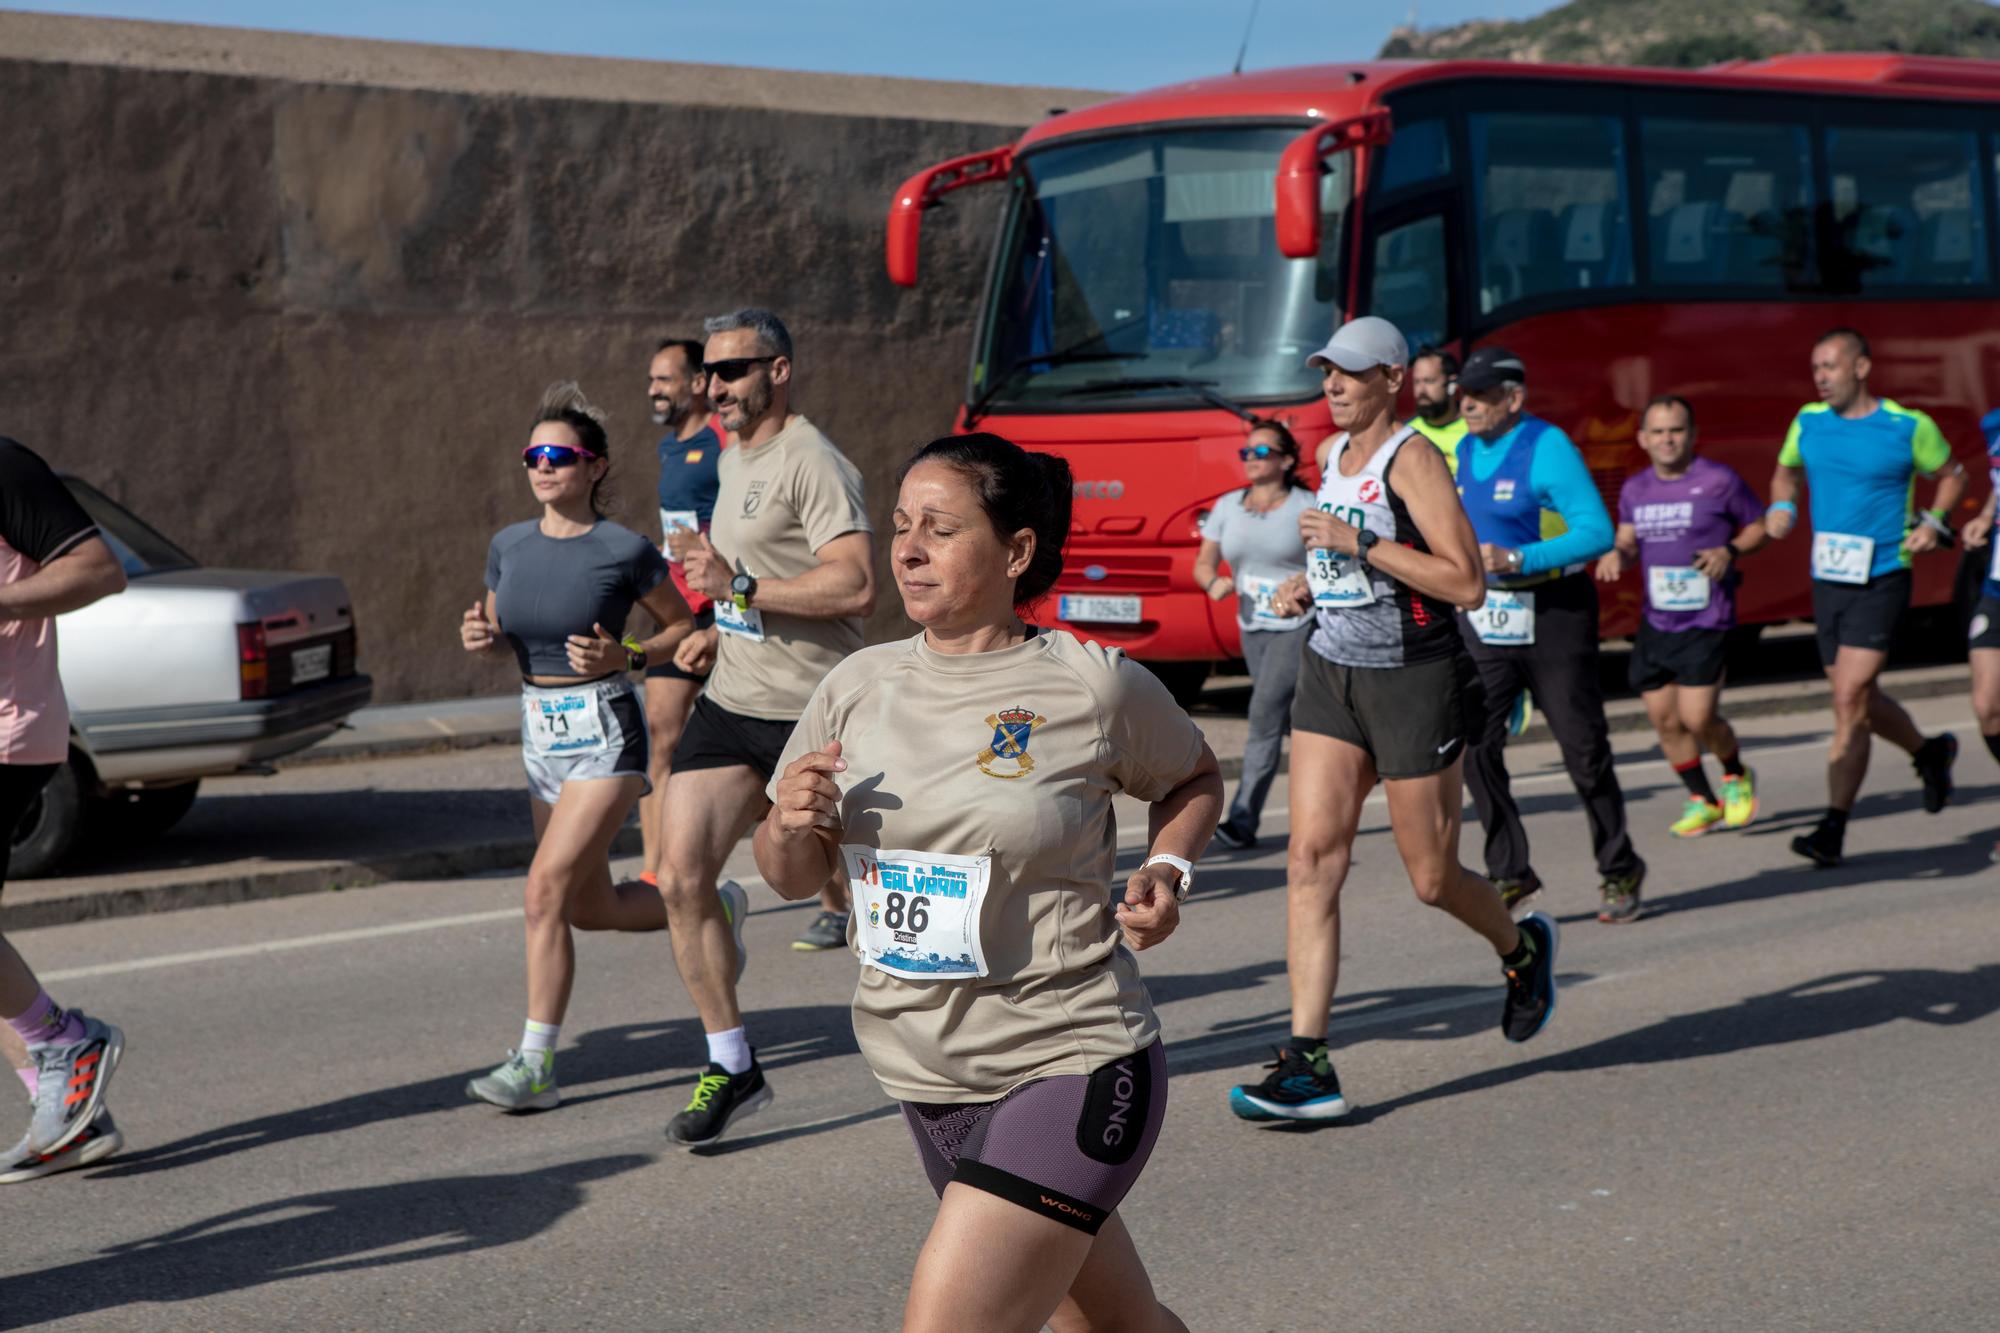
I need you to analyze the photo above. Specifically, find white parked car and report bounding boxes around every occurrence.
[9,477,374,877]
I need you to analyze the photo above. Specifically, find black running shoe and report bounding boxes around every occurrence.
[1500,912,1559,1043]
[1790,820,1844,868]
[665,1059,773,1149]
[1597,860,1646,924]
[1914,733,1957,814]
[1228,1044,1348,1121]
[1494,869,1543,912]
[1211,820,1256,851]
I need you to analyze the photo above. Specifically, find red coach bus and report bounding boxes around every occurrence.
[887,54,2000,698]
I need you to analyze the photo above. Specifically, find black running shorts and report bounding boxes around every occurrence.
[1811,570,1910,667]
[899,1041,1166,1236]
[1627,622,1730,693]
[1291,648,1477,779]
[0,762,58,895]
[1969,596,2000,651]
[671,694,797,782]
[645,606,716,682]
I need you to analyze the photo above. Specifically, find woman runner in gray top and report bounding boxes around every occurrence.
[1192,418,1312,850]
[458,383,696,1114]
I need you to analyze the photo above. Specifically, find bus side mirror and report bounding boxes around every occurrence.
[886,144,1017,288]
[1274,110,1392,260]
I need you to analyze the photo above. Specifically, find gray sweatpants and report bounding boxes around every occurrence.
[1228,623,1310,835]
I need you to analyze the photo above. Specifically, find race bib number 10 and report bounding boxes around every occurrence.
[843,847,991,980]
[1467,589,1536,646]
[1811,532,1874,586]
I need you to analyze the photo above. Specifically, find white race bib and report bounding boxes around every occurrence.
[1306,548,1376,608]
[843,847,991,980]
[1647,565,1712,612]
[1241,575,1304,631]
[714,598,766,642]
[1468,589,1536,645]
[659,509,699,561]
[1811,531,1874,585]
[525,690,607,756]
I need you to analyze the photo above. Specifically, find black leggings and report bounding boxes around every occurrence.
[0,763,58,893]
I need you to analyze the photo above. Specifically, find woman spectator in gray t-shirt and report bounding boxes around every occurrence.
[1193,419,1313,849]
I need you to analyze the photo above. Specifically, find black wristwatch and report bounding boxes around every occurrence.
[1355,529,1380,565]
[730,572,758,610]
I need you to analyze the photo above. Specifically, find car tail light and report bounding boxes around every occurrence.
[237,622,268,700]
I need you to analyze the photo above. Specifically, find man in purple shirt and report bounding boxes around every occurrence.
[1596,397,1769,847]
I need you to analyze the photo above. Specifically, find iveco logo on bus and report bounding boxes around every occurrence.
[1074,480,1125,500]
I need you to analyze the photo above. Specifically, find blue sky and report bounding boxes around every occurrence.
[7,1,1562,90]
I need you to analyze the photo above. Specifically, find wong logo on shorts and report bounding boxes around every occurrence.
[976,706,1046,780]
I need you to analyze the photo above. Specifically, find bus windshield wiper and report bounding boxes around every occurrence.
[1060,376,1256,421]
[963,350,1135,427]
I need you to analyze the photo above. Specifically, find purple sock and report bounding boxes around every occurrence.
[14,1065,34,1100]
[4,989,84,1047]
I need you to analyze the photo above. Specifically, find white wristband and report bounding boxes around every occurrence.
[1142,853,1194,902]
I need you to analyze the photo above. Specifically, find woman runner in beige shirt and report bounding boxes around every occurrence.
[757,433,1221,1333]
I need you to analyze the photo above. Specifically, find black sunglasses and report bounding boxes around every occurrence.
[702,355,778,382]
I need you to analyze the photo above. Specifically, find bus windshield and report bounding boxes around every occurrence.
[973,126,1351,414]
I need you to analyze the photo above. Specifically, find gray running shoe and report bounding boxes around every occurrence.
[28,1015,123,1155]
[2,1107,123,1184]
[791,909,850,952]
[466,1049,560,1112]
[720,879,750,982]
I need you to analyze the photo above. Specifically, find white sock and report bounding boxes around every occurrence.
[520,1020,560,1062]
[705,1026,752,1075]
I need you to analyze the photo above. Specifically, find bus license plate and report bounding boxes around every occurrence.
[1058,594,1141,624]
[291,644,333,684]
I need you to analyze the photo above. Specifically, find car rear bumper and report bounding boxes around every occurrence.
[73,675,376,783]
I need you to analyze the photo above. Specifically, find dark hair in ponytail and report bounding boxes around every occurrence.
[534,381,612,518]
[901,432,1073,612]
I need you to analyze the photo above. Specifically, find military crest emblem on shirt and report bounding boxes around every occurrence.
[977,706,1046,780]
[742,480,768,516]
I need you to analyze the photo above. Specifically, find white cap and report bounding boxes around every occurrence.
[1306,316,1408,373]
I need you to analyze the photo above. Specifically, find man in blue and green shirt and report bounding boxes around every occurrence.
[1764,327,1965,867]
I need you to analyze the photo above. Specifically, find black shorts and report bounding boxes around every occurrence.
[0,762,58,894]
[1628,621,1730,692]
[1812,571,1910,667]
[1969,595,2000,651]
[671,694,796,782]
[645,606,716,681]
[900,1041,1166,1236]
[1290,648,1476,779]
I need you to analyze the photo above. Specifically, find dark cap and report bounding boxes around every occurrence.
[1458,346,1526,393]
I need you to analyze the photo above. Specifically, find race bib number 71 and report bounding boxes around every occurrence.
[842,847,991,980]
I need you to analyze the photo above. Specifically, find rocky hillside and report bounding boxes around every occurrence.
[1379,0,2000,67]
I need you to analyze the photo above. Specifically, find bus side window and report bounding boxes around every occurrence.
[1825,126,1990,291]
[1371,214,1449,352]
[1639,117,1813,291]
[1469,112,1634,315]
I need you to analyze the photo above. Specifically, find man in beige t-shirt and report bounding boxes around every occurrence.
[655,308,875,1147]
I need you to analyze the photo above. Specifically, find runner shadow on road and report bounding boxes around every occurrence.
[1640,826,1995,920]
[86,1005,856,1180]
[0,1154,648,1328]
[1358,964,2000,1123]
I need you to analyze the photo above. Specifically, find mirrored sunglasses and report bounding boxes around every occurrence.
[522,443,599,469]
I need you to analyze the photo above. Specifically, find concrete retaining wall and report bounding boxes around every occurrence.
[0,14,1105,701]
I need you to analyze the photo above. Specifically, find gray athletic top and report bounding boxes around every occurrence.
[1198,487,1313,633]
[485,519,672,676]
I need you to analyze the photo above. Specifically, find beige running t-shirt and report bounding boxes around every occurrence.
[770,629,1208,1103]
[705,415,872,721]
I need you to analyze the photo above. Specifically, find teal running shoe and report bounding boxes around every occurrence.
[1229,1043,1349,1121]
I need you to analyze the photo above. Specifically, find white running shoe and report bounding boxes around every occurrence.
[2,1107,123,1184]
[466,1049,561,1112]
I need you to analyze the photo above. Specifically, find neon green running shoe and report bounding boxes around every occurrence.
[1719,767,1757,828]
[467,1049,560,1113]
[1669,796,1724,839]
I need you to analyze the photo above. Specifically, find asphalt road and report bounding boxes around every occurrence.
[4,692,1997,1331]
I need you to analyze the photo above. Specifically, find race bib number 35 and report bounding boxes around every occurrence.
[1812,532,1874,586]
[1306,548,1376,608]
[843,847,991,980]
[525,690,608,756]
[1467,589,1535,646]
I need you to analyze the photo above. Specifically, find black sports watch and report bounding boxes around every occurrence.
[1354,529,1380,565]
[730,572,758,610]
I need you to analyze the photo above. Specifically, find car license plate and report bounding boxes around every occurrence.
[291,644,334,684]
[1058,594,1141,624]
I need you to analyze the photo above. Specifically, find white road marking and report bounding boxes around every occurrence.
[38,907,526,982]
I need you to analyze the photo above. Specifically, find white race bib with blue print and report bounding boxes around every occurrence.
[659,509,699,561]
[843,847,991,981]
[525,690,607,756]
[1468,589,1536,646]
[1306,548,1376,608]
[1811,531,1874,585]
[714,598,766,642]
[1648,566,1712,612]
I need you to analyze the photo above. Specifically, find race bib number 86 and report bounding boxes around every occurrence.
[842,847,991,981]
